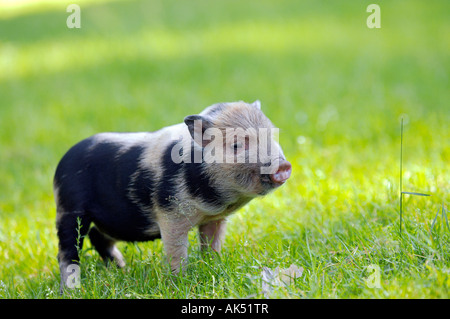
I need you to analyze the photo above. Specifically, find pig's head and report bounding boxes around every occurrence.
[184,100,291,198]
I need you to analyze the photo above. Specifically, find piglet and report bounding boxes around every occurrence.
[54,100,291,292]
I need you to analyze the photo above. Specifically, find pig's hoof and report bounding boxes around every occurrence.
[109,246,126,268]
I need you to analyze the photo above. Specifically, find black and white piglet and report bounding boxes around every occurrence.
[54,100,292,292]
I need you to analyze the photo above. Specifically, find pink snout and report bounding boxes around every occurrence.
[270,160,292,185]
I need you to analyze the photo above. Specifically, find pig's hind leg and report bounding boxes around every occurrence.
[56,209,92,293]
[88,226,125,268]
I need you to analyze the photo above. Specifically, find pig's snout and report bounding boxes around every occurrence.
[270,160,292,185]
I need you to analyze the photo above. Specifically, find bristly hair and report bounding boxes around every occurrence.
[211,101,274,130]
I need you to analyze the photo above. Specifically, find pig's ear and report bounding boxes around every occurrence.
[184,115,213,145]
[251,100,261,109]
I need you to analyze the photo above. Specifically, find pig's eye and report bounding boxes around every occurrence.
[232,142,243,151]
[232,137,250,153]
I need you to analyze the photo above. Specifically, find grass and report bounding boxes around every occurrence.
[0,0,449,298]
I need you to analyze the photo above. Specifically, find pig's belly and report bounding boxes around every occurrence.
[89,202,161,242]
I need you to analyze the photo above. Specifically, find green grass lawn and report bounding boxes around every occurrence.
[0,0,449,298]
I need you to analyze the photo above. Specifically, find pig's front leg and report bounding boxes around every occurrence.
[158,216,192,274]
[199,219,227,253]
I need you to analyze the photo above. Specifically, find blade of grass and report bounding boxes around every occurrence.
[401,192,430,196]
[431,206,440,231]
[442,203,450,232]
[399,117,403,237]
